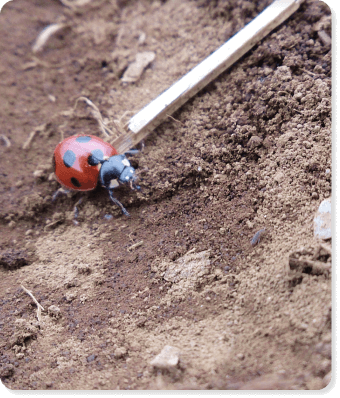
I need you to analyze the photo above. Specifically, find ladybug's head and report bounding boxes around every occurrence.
[99,154,139,190]
[119,166,135,184]
[119,165,140,191]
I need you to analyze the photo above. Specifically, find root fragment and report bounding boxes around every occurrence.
[21,285,45,324]
[74,96,123,139]
[59,0,93,8]
[32,23,68,54]
[22,124,47,150]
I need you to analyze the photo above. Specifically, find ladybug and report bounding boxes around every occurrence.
[53,134,139,216]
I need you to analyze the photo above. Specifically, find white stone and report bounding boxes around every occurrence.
[150,345,180,370]
[314,197,331,240]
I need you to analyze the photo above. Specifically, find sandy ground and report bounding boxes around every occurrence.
[0,0,332,390]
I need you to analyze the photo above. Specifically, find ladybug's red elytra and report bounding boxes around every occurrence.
[53,134,139,216]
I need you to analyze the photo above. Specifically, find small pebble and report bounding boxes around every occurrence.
[114,347,127,358]
[251,228,266,246]
[16,353,25,359]
[25,229,33,236]
[15,180,24,188]
[236,353,245,360]
[104,214,113,220]
[0,363,15,378]
[247,135,263,149]
[246,220,253,229]
[87,354,96,363]
[150,345,180,370]
[33,170,44,178]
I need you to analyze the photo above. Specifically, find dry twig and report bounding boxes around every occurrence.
[0,134,11,147]
[127,241,144,252]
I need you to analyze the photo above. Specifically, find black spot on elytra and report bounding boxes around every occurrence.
[88,149,104,166]
[76,136,91,143]
[71,177,81,188]
[63,150,76,168]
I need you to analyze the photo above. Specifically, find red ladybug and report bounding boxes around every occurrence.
[53,134,139,216]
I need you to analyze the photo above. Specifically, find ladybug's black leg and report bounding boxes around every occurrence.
[52,187,71,201]
[124,149,139,156]
[108,189,130,217]
[124,140,145,156]
[74,197,83,220]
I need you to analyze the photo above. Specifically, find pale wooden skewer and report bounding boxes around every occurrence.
[112,0,304,154]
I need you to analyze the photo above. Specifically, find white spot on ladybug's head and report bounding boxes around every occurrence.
[122,158,130,167]
[125,176,129,180]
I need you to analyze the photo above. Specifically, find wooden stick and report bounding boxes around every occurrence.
[112,0,304,153]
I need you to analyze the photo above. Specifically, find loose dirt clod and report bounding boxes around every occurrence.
[48,305,61,319]
[0,364,15,378]
[0,250,28,270]
[288,246,331,276]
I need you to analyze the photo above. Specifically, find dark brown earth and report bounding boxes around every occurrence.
[0,0,332,390]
